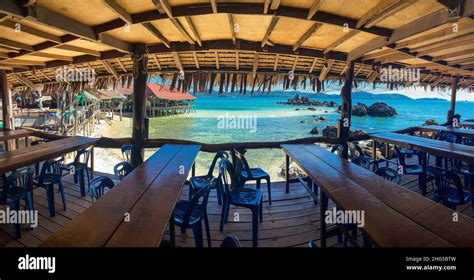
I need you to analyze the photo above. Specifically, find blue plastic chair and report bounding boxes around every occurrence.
[350,143,382,170]
[331,144,344,156]
[351,156,372,170]
[88,176,115,201]
[6,166,35,211]
[171,179,214,247]
[431,167,473,215]
[232,149,272,205]
[375,167,401,185]
[393,146,428,196]
[219,159,263,247]
[189,151,227,205]
[62,147,92,197]
[31,139,50,176]
[114,162,134,181]
[33,157,66,217]
[121,144,143,168]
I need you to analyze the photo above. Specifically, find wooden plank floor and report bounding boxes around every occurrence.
[0,155,472,248]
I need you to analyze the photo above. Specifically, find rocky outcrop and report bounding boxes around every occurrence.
[367,102,397,117]
[352,103,368,116]
[280,164,306,179]
[320,125,367,138]
[310,127,319,134]
[423,119,439,126]
[278,94,338,108]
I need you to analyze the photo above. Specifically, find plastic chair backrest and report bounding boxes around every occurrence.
[351,156,371,169]
[182,179,214,226]
[74,147,92,165]
[38,157,64,185]
[232,149,252,183]
[432,168,465,204]
[206,151,228,177]
[375,167,401,185]
[114,162,134,181]
[3,167,34,200]
[218,159,242,200]
[121,144,143,167]
[88,176,115,201]
[331,144,344,157]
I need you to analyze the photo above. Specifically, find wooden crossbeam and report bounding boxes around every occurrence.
[273,54,279,71]
[0,20,62,43]
[319,59,334,81]
[412,33,474,53]
[264,0,271,14]
[228,14,236,45]
[307,0,324,19]
[192,52,199,69]
[292,56,299,72]
[159,0,173,18]
[185,16,202,47]
[354,63,364,77]
[375,53,412,63]
[236,51,239,70]
[340,63,349,75]
[55,45,101,57]
[142,22,170,48]
[270,0,281,10]
[215,51,220,70]
[362,49,397,60]
[367,69,380,83]
[28,52,73,62]
[324,30,360,54]
[173,52,183,71]
[102,60,119,79]
[261,16,280,47]
[293,23,322,51]
[2,59,44,66]
[416,38,474,57]
[12,73,35,88]
[433,49,474,61]
[104,0,132,24]
[0,38,34,52]
[170,18,195,45]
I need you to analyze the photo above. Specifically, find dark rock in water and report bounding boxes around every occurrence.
[295,108,300,111]
[324,111,328,113]
[423,119,439,126]
[277,94,339,108]
[300,120,308,124]
[321,125,367,138]
[308,107,316,111]
[322,125,338,138]
[352,102,368,116]
[315,116,326,122]
[310,127,319,134]
[367,102,397,117]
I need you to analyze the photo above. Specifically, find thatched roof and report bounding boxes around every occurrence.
[1,0,473,94]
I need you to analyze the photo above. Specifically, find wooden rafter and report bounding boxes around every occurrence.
[228,14,236,45]
[0,20,62,43]
[1,59,44,66]
[0,38,34,52]
[270,0,281,10]
[264,0,271,14]
[340,63,349,75]
[354,63,364,77]
[324,30,360,54]
[170,18,195,45]
[357,0,416,29]
[261,16,280,47]
[416,38,474,57]
[28,52,73,62]
[309,58,318,73]
[12,73,35,88]
[104,0,132,24]
[159,0,173,18]
[319,59,334,81]
[307,0,324,19]
[153,54,162,70]
[236,52,239,70]
[210,0,218,14]
[433,49,474,61]
[185,17,202,47]
[116,58,127,72]
[173,52,183,71]
[273,54,279,71]
[151,0,166,14]
[292,56,299,72]
[192,52,199,69]
[252,53,259,79]
[215,51,220,70]
[55,45,101,57]
[142,22,171,48]
[102,60,119,79]
[293,23,322,51]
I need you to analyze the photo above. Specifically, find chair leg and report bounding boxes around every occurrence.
[220,198,227,232]
[224,198,231,224]
[86,167,91,184]
[265,177,272,205]
[73,173,78,184]
[11,199,21,239]
[251,208,259,247]
[35,163,40,176]
[259,198,263,222]
[216,185,223,206]
[256,179,261,190]
[188,184,193,201]
[45,184,56,217]
[59,181,67,210]
[204,212,211,248]
[26,191,34,211]
[169,215,175,247]
[418,174,426,196]
[192,221,204,248]
[79,169,86,197]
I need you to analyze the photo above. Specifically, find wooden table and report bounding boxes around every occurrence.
[41,144,201,247]
[418,125,474,138]
[0,136,98,174]
[0,129,32,151]
[282,144,474,247]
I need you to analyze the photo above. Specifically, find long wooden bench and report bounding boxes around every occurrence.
[282,144,474,247]
[418,125,474,138]
[41,144,200,247]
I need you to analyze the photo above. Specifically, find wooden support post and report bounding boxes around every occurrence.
[447,75,459,125]
[131,44,148,164]
[0,70,13,150]
[338,61,355,159]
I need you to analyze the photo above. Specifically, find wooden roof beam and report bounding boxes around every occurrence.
[104,0,133,25]
[28,52,73,62]
[264,0,271,14]
[261,16,280,47]
[192,52,199,69]
[151,0,166,14]
[141,22,170,48]
[252,53,259,79]
[357,0,416,29]
[0,20,62,43]
[309,58,318,73]
[159,0,173,18]
[228,14,237,45]
[416,38,474,57]
[173,52,183,71]
[215,51,220,70]
[210,0,218,14]
[170,18,195,45]
[270,0,281,10]
[0,38,34,52]
[236,51,239,70]
[293,23,322,51]
[12,73,35,89]
[102,60,119,79]
[185,16,202,47]
[433,49,474,61]
[55,45,101,57]
[273,54,279,71]
[319,59,334,81]
[153,54,162,70]
[115,58,127,72]
[324,30,360,54]
[307,0,324,20]
[2,59,44,66]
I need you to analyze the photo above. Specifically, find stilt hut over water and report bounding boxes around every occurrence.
[0,0,473,251]
[115,84,197,117]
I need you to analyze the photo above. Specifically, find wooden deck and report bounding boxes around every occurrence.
[0,156,472,248]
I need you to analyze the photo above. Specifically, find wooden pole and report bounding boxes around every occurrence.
[447,75,459,125]
[0,70,13,151]
[131,44,148,165]
[338,61,355,159]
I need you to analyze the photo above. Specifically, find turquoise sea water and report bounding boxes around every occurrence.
[108,93,474,179]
